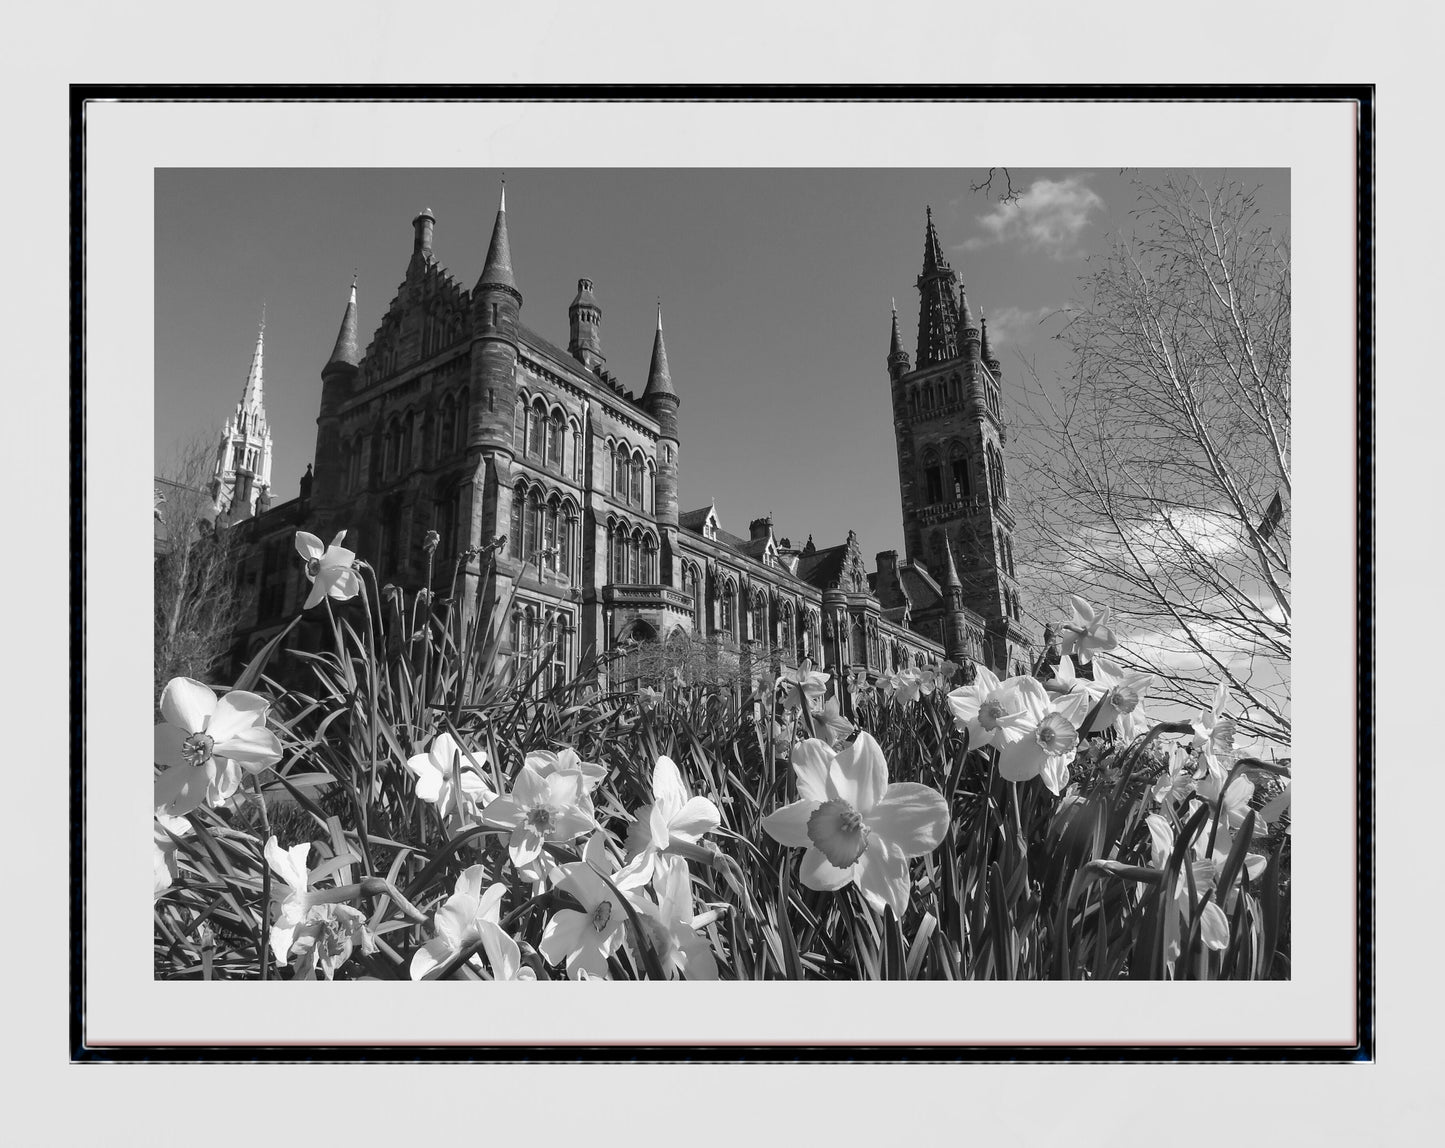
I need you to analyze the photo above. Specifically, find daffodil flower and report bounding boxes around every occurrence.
[624,755,722,860]
[409,865,506,980]
[1044,655,1101,728]
[153,812,191,897]
[847,669,873,698]
[810,695,856,747]
[946,664,1032,751]
[482,763,596,869]
[265,836,319,969]
[1191,680,1237,772]
[779,660,829,711]
[288,902,375,980]
[539,835,653,980]
[406,732,496,819]
[1089,654,1155,739]
[475,922,537,980]
[1057,595,1118,665]
[997,678,1081,795]
[295,529,361,609]
[154,677,283,817]
[526,747,608,813]
[761,732,949,916]
[627,854,720,980]
[892,667,925,705]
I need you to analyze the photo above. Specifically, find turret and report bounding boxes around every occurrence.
[567,277,605,370]
[981,312,1001,374]
[940,539,969,663]
[641,305,680,530]
[470,183,523,456]
[411,207,436,269]
[313,280,361,509]
[887,298,910,381]
[959,285,981,361]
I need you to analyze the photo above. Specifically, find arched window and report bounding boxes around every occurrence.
[851,621,866,665]
[720,579,735,638]
[560,502,577,582]
[950,442,970,500]
[610,522,628,585]
[547,408,564,471]
[779,602,793,656]
[572,425,584,483]
[510,483,526,559]
[339,441,352,493]
[513,398,526,453]
[751,593,768,647]
[642,534,657,583]
[1005,537,1016,578]
[400,411,414,473]
[922,447,943,504]
[454,392,468,454]
[385,419,402,476]
[528,399,547,460]
[630,454,644,509]
[682,562,698,603]
[613,445,629,501]
[544,493,561,570]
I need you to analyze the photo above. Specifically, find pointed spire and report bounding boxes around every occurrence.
[916,206,961,366]
[959,285,978,336]
[643,307,676,401]
[324,279,360,374]
[240,314,265,409]
[981,310,999,366]
[888,299,905,358]
[478,181,516,291]
[941,538,963,591]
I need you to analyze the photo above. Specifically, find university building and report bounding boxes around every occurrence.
[217,191,1034,689]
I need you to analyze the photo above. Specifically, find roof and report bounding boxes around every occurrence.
[796,543,847,590]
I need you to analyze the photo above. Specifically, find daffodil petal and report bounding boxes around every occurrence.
[481,795,525,829]
[409,936,453,980]
[651,755,688,819]
[538,908,589,966]
[867,783,949,857]
[1199,900,1231,950]
[762,799,820,848]
[161,677,218,733]
[798,847,854,892]
[998,736,1047,783]
[666,797,721,843]
[215,726,283,772]
[790,739,835,803]
[295,532,324,561]
[855,834,911,917]
[154,722,190,769]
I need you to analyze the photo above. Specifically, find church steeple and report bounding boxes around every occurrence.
[212,308,274,519]
[981,311,1001,373]
[240,308,265,410]
[915,206,961,367]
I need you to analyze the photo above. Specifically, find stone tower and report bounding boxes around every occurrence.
[213,312,274,519]
[888,207,1028,672]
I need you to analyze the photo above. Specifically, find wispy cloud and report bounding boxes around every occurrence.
[960,177,1105,259]
[984,305,1054,347]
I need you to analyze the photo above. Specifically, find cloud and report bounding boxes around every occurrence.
[983,305,1053,347]
[961,177,1105,259]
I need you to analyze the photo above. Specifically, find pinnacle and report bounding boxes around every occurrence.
[478,182,516,290]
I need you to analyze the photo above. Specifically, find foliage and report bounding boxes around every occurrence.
[154,437,242,708]
[1013,172,1290,744]
[153,533,1291,985]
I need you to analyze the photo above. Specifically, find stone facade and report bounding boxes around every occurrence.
[223,193,1033,685]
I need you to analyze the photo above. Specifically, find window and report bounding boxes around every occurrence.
[401,412,414,473]
[510,485,525,559]
[925,466,943,503]
[851,621,866,665]
[642,535,657,583]
[751,595,767,647]
[573,429,583,482]
[513,399,526,453]
[720,581,735,637]
[613,447,629,501]
[439,397,456,458]
[611,523,628,585]
[547,412,564,471]
[559,509,575,582]
[528,401,546,459]
[543,495,559,569]
[630,455,644,509]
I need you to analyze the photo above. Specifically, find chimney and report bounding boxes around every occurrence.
[412,208,436,260]
[748,514,773,543]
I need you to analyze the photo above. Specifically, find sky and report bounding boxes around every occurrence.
[155,165,1288,619]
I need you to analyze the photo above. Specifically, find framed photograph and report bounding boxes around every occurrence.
[78,89,1367,1059]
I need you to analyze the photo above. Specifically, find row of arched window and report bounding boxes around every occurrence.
[509,601,573,691]
[339,388,470,493]
[921,441,972,505]
[986,442,1008,504]
[609,439,654,512]
[509,482,581,582]
[607,516,658,586]
[422,309,464,358]
[907,371,963,418]
[514,393,583,482]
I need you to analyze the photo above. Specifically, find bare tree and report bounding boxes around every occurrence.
[1013,172,1290,744]
[154,437,243,705]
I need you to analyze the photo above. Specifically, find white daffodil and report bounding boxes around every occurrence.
[294,529,361,610]
[1057,595,1118,665]
[409,865,506,980]
[945,663,1031,751]
[627,854,721,981]
[624,755,722,860]
[761,733,949,916]
[1191,680,1237,772]
[997,678,1081,796]
[525,747,609,814]
[482,763,596,869]
[1045,655,1102,729]
[810,695,856,747]
[265,836,318,970]
[477,921,537,981]
[406,731,496,820]
[154,677,283,817]
[539,835,653,980]
[779,660,829,711]
[1089,655,1155,740]
[152,812,192,898]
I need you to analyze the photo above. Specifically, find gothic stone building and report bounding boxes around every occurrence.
[222,192,1034,689]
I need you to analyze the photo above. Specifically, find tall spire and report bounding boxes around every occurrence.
[915,206,961,367]
[240,311,265,409]
[642,306,676,401]
[477,181,517,292]
[324,279,360,374]
[959,285,978,337]
[941,537,963,591]
[981,310,1000,370]
[889,298,903,357]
